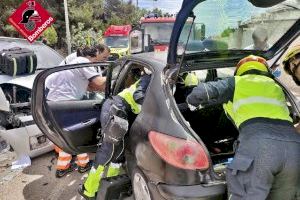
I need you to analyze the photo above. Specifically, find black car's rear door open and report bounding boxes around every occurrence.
[46,100,103,153]
[32,62,113,154]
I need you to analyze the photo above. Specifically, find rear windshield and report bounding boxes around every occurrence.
[179,0,300,53]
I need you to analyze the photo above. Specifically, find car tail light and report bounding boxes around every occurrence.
[149,131,209,170]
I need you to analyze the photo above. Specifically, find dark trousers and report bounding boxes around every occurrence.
[227,121,300,200]
[93,97,127,168]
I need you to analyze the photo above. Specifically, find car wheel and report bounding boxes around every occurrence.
[132,168,152,200]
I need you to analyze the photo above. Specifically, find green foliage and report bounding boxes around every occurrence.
[195,24,206,40]
[150,8,163,16]
[221,27,235,38]
[42,26,58,45]
[71,22,102,48]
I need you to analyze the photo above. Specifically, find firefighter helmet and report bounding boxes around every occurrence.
[235,55,269,76]
[282,45,300,75]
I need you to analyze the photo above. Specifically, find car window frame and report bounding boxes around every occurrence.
[32,61,113,151]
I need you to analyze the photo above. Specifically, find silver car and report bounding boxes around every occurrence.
[0,37,64,157]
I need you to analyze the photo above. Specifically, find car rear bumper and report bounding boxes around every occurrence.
[149,181,226,200]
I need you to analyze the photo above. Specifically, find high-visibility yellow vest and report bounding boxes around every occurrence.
[118,80,141,114]
[223,74,292,128]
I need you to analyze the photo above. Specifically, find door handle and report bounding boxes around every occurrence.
[82,119,95,126]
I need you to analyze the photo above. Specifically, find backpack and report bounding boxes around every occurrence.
[0,47,37,76]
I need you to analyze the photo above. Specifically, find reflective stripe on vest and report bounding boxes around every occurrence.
[223,75,292,128]
[118,80,141,114]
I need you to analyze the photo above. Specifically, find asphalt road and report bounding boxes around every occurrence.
[0,151,86,200]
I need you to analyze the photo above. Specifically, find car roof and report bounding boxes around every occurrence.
[130,51,167,71]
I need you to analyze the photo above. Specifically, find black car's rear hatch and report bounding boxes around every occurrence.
[167,0,300,72]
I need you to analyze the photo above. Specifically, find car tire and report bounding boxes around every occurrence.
[132,167,152,200]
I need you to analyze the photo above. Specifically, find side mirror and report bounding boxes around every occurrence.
[129,29,144,54]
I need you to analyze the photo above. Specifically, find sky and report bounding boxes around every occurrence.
[135,0,184,13]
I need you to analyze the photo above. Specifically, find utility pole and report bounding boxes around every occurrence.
[64,0,72,55]
[153,0,157,10]
[136,0,138,7]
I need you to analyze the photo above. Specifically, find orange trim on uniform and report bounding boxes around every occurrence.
[76,153,90,167]
[54,145,61,154]
[56,149,72,170]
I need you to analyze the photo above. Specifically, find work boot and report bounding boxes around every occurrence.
[78,184,96,200]
[55,162,76,178]
[107,162,122,177]
[78,160,93,173]
[79,165,105,199]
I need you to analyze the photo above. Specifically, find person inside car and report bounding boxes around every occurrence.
[283,45,300,86]
[79,68,152,199]
[46,44,109,178]
[186,55,300,200]
[282,45,300,133]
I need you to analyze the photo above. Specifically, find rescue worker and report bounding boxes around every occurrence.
[46,44,109,177]
[186,55,300,200]
[282,45,300,133]
[283,45,300,86]
[79,68,152,199]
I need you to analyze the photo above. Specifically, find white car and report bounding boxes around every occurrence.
[0,37,64,157]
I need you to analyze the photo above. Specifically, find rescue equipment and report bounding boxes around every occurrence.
[0,47,37,76]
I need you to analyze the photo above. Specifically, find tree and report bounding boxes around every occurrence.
[221,27,235,38]
[71,22,103,49]
[0,0,152,53]
[41,26,58,46]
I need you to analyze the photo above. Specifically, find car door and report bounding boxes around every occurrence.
[32,61,123,154]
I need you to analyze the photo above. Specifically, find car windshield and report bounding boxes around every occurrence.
[104,36,129,48]
[142,22,194,44]
[179,0,300,53]
[0,38,63,69]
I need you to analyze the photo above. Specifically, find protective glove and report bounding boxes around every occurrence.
[187,103,203,111]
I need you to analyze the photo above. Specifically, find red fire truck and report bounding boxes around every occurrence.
[130,14,204,53]
[140,17,177,52]
[103,25,132,60]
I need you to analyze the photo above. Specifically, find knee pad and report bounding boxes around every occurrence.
[102,115,129,144]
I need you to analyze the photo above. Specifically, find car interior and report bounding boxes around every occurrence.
[174,68,238,164]
[113,63,151,124]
